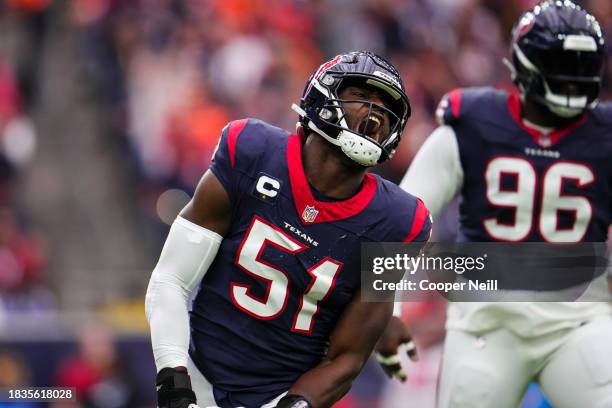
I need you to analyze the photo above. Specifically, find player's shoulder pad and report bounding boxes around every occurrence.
[376,178,432,243]
[435,86,507,126]
[589,102,612,154]
[219,118,290,170]
[590,101,612,127]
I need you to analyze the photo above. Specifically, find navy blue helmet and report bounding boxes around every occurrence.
[292,51,411,166]
[508,0,606,117]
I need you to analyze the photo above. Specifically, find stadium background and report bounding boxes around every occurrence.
[0,0,610,406]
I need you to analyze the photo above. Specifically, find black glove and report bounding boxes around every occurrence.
[156,367,199,408]
[275,395,313,408]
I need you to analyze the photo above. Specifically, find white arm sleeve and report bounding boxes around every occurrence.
[399,125,464,221]
[393,126,463,318]
[145,216,222,371]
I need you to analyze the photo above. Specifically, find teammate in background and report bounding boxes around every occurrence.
[145,51,431,408]
[398,1,612,407]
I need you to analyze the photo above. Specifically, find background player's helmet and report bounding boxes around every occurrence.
[292,51,411,166]
[508,0,605,118]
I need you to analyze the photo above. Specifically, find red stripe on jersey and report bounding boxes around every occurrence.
[507,93,540,140]
[228,119,248,168]
[286,134,377,224]
[507,94,588,147]
[548,114,588,145]
[449,89,462,118]
[404,198,429,242]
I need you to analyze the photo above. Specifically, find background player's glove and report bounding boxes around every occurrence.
[275,394,313,408]
[374,316,418,382]
[156,367,200,408]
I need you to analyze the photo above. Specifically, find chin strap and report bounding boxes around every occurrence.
[291,103,382,166]
[336,130,381,166]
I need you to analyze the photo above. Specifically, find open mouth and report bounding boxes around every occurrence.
[357,114,384,137]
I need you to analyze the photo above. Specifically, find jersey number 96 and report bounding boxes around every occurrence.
[483,157,593,243]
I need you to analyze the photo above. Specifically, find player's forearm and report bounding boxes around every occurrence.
[287,300,392,408]
[286,353,366,408]
[145,216,222,371]
[146,278,192,368]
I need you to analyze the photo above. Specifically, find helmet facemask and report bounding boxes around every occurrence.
[512,42,603,118]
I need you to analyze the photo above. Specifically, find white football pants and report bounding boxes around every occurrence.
[187,357,287,408]
[437,315,612,408]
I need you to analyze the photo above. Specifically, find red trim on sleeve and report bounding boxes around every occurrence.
[286,135,377,224]
[403,198,429,242]
[227,119,249,168]
[506,94,588,147]
[449,89,462,119]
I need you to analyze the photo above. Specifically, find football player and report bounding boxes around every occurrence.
[145,51,431,408]
[394,1,612,407]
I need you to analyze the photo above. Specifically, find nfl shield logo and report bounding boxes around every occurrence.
[302,205,319,223]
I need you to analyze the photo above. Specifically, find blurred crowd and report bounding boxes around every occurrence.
[0,1,53,318]
[0,322,151,407]
[67,0,612,238]
[72,0,612,172]
[0,0,611,406]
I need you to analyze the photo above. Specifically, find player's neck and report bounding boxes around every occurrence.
[521,98,579,129]
[301,134,367,199]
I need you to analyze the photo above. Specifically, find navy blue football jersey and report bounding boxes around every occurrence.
[189,119,431,407]
[438,87,612,243]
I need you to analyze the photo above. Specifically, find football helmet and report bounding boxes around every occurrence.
[507,0,605,118]
[292,51,411,166]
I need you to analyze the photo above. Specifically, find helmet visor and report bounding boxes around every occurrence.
[534,48,604,78]
[530,47,604,102]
